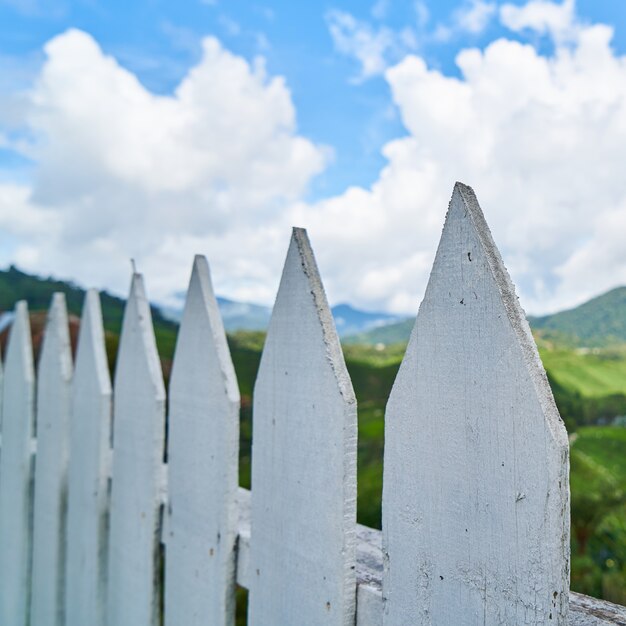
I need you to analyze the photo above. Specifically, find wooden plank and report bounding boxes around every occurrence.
[31,293,73,626]
[247,228,358,626]
[382,183,570,625]
[236,490,623,625]
[65,289,112,626]
[164,255,240,626]
[0,301,35,625]
[106,273,166,626]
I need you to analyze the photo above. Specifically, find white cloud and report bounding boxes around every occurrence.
[326,9,417,81]
[415,2,430,28]
[0,29,326,305]
[432,0,496,42]
[4,4,626,318]
[455,0,497,35]
[371,0,390,21]
[500,0,578,42]
[293,7,626,315]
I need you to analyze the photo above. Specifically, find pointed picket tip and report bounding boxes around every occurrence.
[248,227,357,625]
[382,183,570,625]
[66,288,112,626]
[449,182,567,446]
[165,255,240,626]
[38,293,73,382]
[6,301,35,383]
[31,293,74,626]
[115,272,165,399]
[280,226,355,402]
[0,300,35,626]
[175,254,239,403]
[108,271,166,626]
[76,289,112,396]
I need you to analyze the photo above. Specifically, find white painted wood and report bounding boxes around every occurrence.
[65,289,112,626]
[247,228,358,626]
[0,301,35,626]
[164,255,240,626]
[106,273,166,626]
[382,183,570,625]
[31,293,73,626]
[236,491,615,625]
[0,346,4,452]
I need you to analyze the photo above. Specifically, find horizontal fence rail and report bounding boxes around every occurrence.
[0,183,623,625]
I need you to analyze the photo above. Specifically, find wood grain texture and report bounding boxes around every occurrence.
[65,290,112,626]
[0,301,35,626]
[236,489,623,625]
[164,255,240,626]
[106,274,166,626]
[382,183,570,625]
[247,228,358,626]
[31,294,73,626]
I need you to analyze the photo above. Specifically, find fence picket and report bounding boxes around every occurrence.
[164,255,240,626]
[66,290,112,626]
[31,293,73,626]
[248,228,358,626]
[382,183,570,625]
[106,273,166,626]
[0,301,35,626]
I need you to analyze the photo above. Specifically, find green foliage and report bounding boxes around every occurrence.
[4,265,626,604]
[539,345,626,398]
[344,318,413,345]
[0,264,176,337]
[570,430,626,601]
[531,286,626,347]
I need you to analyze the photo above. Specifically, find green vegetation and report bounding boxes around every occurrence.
[570,428,626,603]
[531,286,626,347]
[3,265,626,604]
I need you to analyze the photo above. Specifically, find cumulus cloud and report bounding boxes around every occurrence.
[3,2,626,317]
[295,2,626,315]
[326,9,417,81]
[0,29,326,304]
[455,0,497,35]
[500,0,577,42]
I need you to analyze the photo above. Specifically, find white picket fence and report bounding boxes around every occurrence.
[0,183,624,626]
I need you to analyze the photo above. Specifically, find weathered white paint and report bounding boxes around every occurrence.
[106,274,166,626]
[31,294,73,626]
[382,183,570,625]
[0,301,35,626]
[0,343,4,451]
[164,255,240,626]
[247,228,358,626]
[237,489,623,626]
[65,290,112,626]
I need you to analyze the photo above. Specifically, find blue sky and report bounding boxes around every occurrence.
[2,0,626,314]
[2,0,626,195]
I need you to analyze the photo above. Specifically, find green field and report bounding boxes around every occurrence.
[570,427,626,602]
[540,346,626,398]
[226,333,626,603]
[2,266,626,606]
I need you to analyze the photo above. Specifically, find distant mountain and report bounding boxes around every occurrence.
[331,303,403,337]
[217,297,272,332]
[0,265,404,339]
[0,265,176,336]
[348,286,626,347]
[343,317,414,345]
[530,286,626,347]
[164,297,403,337]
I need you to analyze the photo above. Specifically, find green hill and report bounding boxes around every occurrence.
[0,265,179,362]
[348,286,626,348]
[530,286,626,347]
[2,265,626,605]
[344,317,413,345]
